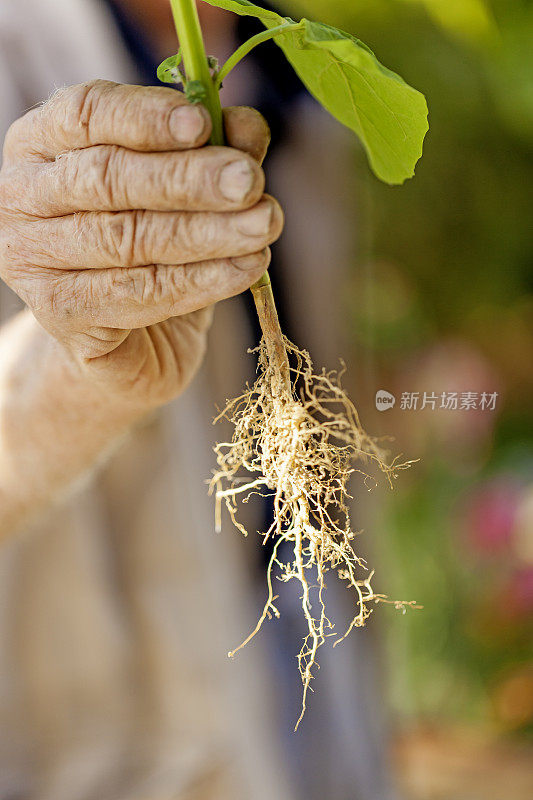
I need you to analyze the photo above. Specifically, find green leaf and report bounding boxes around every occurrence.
[157,52,183,84]
[200,0,286,23]
[201,1,429,184]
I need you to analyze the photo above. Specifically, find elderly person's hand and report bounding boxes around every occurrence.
[0,80,282,409]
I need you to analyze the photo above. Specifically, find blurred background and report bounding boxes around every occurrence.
[282,0,533,797]
[0,1,532,799]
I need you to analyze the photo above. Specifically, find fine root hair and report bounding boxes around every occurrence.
[211,336,419,729]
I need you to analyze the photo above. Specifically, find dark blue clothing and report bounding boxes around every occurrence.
[102,0,160,84]
[102,0,304,145]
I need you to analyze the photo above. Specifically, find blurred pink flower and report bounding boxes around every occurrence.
[464,480,521,555]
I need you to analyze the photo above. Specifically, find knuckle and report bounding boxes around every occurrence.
[43,275,73,318]
[111,264,165,308]
[30,272,70,318]
[52,81,115,148]
[138,264,165,306]
[86,145,124,207]
[167,266,187,302]
[68,80,113,140]
[102,213,131,263]
[96,209,148,265]
[98,146,125,207]
[167,263,203,310]
[122,87,177,149]
[46,273,99,330]
[183,212,219,257]
[172,259,227,310]
[129,210,150,265]
[168,150,197,204]
[156,104,177,144]
[54,145,125,209]
[165,262,221,316]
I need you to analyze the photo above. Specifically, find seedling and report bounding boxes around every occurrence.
[160,0,427,729]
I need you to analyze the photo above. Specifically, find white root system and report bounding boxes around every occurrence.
[211,336,418,729]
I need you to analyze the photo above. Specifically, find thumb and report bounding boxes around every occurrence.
[223,106,271,165]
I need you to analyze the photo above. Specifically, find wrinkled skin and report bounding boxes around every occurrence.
[0,80,283,409]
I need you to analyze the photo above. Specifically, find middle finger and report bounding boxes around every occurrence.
[24,196,284,270]
[11,145,265,216]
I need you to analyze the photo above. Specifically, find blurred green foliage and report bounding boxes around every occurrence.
[278,0,533,736]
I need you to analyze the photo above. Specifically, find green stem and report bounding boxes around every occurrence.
[169,0,224,144]
[169,1,289,387]
[170,0,271,293]
[215,22,299,88]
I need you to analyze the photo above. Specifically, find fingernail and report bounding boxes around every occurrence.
[218,160,255,202]
[236,201,274,237]
[169,105,207,145]
[231,249,268,271]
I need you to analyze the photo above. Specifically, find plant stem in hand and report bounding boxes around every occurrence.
[169,0,290,391]
[169,0,224,144]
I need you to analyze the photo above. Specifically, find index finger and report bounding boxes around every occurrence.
[2,80,212,164]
